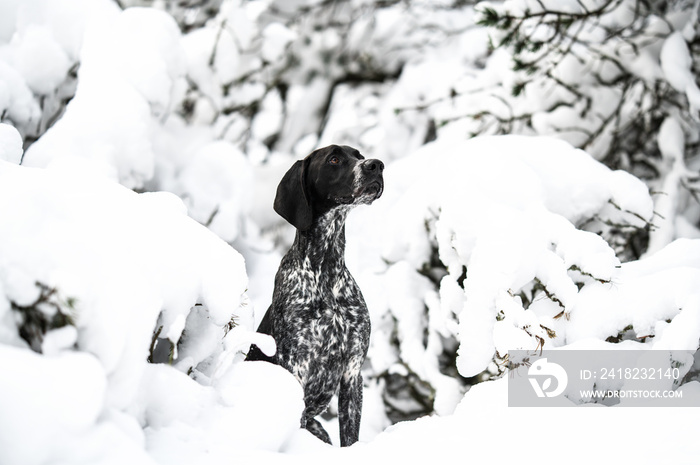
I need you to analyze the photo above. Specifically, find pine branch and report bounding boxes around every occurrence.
[11,282,76,353]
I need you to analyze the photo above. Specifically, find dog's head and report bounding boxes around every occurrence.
[274,145,384,231]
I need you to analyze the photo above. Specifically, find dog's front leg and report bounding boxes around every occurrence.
[338,372,363,447]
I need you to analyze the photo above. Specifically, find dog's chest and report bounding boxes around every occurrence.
[286,257,366,321]
[274,253,369,359]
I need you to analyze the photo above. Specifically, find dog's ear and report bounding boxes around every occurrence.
[274,158,313,231]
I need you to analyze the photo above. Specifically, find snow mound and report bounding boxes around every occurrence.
[0,345,106,465]
[0,0,118,140]
[350,135,655,391]
[283,376,699,463]
[179,140,254,243]
[22,7,186,190]
[0,122,22,163]
[0,159,298,463]
[352,377,698,464]
[139,361,304,463]
[569,238,700,349]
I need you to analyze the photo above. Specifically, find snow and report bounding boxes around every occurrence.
[661,31,700,114]
[646,116,687,254]
[282,377,699,463]
[261,22,297,63]
[0,154,250,384]
[0,59,41,133]
[179,140,253,243]
[0,345,106,465]
[569,238,700,349]
[136,361,304,462]
[0,0,118,141]
[2,2,700,464]
[350,135,653,378]
[8,24,72,95]
[0,146,300,463]
[22,6,185,189]
[0,122,22,163]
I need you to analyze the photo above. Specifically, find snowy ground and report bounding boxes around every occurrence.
[1,1,699,464]
[287,378,700,465]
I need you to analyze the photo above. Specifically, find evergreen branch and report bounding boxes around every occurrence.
[568,264,612,285]
[533,277,566,310]
[11,282,76,353]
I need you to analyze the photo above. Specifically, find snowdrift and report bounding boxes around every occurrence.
[0,154,301,464]
[346,136,700,421]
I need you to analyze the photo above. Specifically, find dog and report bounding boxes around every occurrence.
[247,145,384,447]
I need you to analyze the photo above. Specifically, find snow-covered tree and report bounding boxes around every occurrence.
[469,0,700,256]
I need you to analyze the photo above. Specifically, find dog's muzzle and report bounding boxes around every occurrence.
[357,180,383,200]
[355,158,384,202]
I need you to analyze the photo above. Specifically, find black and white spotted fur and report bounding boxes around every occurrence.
[247,145,384,447]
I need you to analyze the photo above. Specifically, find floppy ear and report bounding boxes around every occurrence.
[274,159,313,231]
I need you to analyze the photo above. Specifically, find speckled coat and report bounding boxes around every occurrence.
[247,145,384,447]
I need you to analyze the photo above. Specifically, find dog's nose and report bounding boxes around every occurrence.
[362,159,384,173]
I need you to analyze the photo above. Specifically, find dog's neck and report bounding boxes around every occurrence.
[292,207,351,268]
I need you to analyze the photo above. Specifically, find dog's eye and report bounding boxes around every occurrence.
[328,156,341,165]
